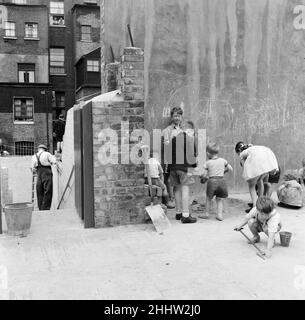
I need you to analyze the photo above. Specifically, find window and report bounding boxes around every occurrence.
[18,64,35,83]
[50,48,65,74]
[56,92,65,108]
[81,25,91,41]
[50,1,64,26]
[25,23,38,38]
[15,141,34,156]
[14,98,34,122]
[5,21,16,37]
[87,60,99,72]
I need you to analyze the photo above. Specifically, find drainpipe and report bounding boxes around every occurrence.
[41,90,49,150]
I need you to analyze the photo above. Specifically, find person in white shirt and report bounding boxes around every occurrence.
[144,150,170,206]
[161,106,184,209]
[32,144,57,210]
[235,196,282,258]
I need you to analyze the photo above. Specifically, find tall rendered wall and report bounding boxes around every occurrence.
[104,0,305,192]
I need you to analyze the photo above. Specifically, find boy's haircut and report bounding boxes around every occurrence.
[170,106,183,117]
[256,196,275,214]
[206,142,219,155]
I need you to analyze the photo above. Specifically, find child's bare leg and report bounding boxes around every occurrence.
[174,185,182,213]
[216,197,224,221]
[248,219,260,243]
[181,184,190,217]
[256,176,264,197]
[248,177,259,207]
[206,197,212,216]
[198,197,211,219]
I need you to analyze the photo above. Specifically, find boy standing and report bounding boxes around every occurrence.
[169,120,197,223]
[234,196,282,258]
[161,106,184,209]
[199,142,233,221]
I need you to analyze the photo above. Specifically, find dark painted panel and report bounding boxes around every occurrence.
[74,104,84,221]
[82,101,95,228]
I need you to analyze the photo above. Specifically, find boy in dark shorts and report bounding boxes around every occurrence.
[169,120,198,223]
[199,142,233,221]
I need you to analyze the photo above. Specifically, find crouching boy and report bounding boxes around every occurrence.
[235,196,282,258]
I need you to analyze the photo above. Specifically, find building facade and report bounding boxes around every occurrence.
[0,0,101,154]
[0,1,52,154]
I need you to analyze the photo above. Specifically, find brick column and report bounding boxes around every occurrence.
[92,47,146,227]
[121,47,144,101]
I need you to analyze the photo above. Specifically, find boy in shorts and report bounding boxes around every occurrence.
[169,120,198,223]
[144,150,170,206]
[235,196,282,258]
[199,142,233,221]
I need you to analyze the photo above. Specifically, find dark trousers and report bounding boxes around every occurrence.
[36,166,53,210]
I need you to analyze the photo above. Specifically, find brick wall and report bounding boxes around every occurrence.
[105,62,120,92]
[92,47,146,227]
[0,113,53,155]
[0,156,32,205]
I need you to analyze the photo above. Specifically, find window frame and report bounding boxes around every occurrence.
[24,22,38,39]
[50,48,65,75]
[50,1,65,27]
[18,63,35,83]
[15,141,35,156]
[86,59,99,72]
[81,25,92,42]
[13,97,34,123]
[4,21,16,38]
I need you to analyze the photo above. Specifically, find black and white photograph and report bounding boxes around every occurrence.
[1,0,305,304]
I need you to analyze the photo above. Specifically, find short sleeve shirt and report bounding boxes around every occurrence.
[204,157,228,177]
[161,124,183,145]
[145,158,163,178]
[246,207,281,233]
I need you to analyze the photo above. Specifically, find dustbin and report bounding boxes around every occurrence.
[3,202,33,237]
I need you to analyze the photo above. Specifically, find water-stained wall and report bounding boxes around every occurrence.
[104,0,305,192]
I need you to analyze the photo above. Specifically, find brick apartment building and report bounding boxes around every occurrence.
[0,0,101,154]
[0,1,52,154]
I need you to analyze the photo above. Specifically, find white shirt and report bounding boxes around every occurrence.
[32,150,56,168]
[161,124,183,145]
[246,207,281,233]
[144,158,163,178]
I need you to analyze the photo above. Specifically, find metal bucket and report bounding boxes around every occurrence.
[279,231,292,247]
[3,202,33,237]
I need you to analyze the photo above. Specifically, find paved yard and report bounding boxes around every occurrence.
[1,193,305,300]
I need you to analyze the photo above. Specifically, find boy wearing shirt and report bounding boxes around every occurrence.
[235,196,282,258]
[199,142,233,221]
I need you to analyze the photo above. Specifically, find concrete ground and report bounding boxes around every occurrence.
[1,193,305,300]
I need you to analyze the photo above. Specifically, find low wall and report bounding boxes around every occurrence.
[0,156,32,206]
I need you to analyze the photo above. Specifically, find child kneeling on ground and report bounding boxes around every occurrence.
[199,142,233,221]
[235,196,282,258]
